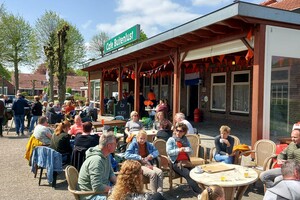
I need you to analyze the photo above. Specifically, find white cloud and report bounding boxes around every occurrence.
[82,20,92,30]
[96,0,200,37]
[191,0,231,6]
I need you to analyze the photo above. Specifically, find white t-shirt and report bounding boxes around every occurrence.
[182,119,195,134]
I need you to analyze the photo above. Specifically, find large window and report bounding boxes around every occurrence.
[211,73,226,111]
[231,71,250,113]
[0,87,7,95]
[160,76,169,100]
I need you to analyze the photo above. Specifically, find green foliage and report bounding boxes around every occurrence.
[0,63,11,80]
[66,87,72,94]
[74,68,88,77]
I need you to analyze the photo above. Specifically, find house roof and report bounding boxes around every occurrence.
[82,1,300,73]
[14,73,87,91]
[261,0,300,11]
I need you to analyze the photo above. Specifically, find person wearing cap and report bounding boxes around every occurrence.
[260,122,300,188]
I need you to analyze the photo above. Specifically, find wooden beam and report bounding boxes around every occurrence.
[134,61,143,113]
[251,24,266,147]
[117,65,123,101]
[100,70,104,116]
[172,48,180,123]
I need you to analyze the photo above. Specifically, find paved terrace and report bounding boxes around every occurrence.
[0,119,263,200]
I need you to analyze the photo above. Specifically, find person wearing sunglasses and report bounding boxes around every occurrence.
[166,123,202,195]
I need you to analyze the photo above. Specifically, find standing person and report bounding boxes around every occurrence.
[32,116,53,145]
[78,132,117,200]
[198,185,225,200]
[174,112,195,134]
[11,93,29,136]
[125,130,164,194]
[0,94,5,137]
[260,123,300,188]
[108,160,165,200]
[42,91,48,102]
[155,99,168,116]
[214,125,234,164]
[29,96,43,134]
[263,160,300,200]
[50,120,72,164]
[127,91,134,111]
[166,123,202,195]
[147,89,157,107]
[124,111,143,142]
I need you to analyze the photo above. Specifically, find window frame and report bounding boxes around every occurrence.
[210,72,226,111]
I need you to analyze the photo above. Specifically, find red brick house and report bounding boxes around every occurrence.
[12,73,88,97]
[0,77,15,95]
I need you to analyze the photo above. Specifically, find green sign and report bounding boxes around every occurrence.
[104,24,140,54]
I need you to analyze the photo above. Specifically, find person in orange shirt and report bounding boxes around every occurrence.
[147,89,157,107]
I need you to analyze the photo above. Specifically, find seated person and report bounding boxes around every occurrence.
[68,115,83,138]
[155,99,168,116]
[78,132,117,200]
[153,111,172,130]
[198,185,225,200]
[49,120,72,164]
[64,100,76,119]
[80,101,92,122]
[260,125,300,188]
[214,125,234,164]
[74,121,99,149]
[125,130,163,194]
[174,112,194,134]
[156,119,173,142]
[166,123,202,195]
[32,116,53,145]
[124,111,143,142]
[109,160,165,200]
[263,160,300,200]
[46,102,60,124]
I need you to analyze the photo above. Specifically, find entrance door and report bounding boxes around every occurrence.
[189,85,199,120]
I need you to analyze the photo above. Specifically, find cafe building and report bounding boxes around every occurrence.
[82,1,300,146]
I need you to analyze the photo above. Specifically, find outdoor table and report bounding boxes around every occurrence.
[190,163,258,200]
[92,120,126,130]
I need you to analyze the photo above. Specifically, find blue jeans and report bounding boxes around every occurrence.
[29,115,39,133]
[214,154,233,164]
[14,114,25,134]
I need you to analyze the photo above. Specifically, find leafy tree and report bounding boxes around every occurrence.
[89,31,109,57]
[124,29,148,48]
[35,11,60,101]
[0,63,12,94]
[35,12,85,104]
[0,11,38,92]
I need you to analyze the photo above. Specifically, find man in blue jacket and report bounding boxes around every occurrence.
[12,93,29,136]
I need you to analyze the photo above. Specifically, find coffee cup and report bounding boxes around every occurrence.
[220,139,224,143]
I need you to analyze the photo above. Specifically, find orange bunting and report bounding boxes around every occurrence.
[247,28,253,40]
[218,55,225,63]
[245,50,253,61]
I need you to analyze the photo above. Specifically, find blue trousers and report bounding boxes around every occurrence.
[214,154,234,164]
[14,114,25,134]
[29,115,39,133]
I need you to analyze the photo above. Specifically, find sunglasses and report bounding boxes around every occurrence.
[176,129,184,133]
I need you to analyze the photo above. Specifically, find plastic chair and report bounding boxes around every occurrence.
[186,134,206,166]
[153,139,182,189]
[31,146,63,188]
[65,165,108,200]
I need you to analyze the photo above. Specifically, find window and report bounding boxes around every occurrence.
[231,71,250,113]
[211,73,226,111]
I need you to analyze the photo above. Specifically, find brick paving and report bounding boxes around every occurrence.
[0,119,263,200]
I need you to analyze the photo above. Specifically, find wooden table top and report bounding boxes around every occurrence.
[92,120,126,127]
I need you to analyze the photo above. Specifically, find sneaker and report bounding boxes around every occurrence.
[16,133,19,136]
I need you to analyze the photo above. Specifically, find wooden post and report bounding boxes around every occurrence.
[251,25,266,147]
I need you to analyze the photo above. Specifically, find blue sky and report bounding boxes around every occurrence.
[1,0,261,71]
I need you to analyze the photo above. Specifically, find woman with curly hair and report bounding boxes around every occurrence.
[109,160,165,200]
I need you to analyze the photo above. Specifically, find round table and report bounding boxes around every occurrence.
[190,163,258,200]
